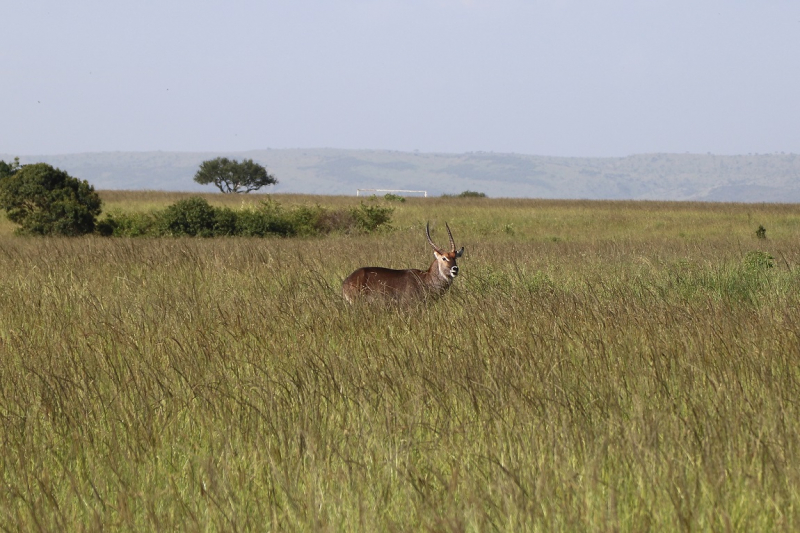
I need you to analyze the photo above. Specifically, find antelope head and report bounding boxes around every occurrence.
[426,222,465,284]
[342,222,464,303]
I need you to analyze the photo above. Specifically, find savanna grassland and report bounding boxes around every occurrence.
[1,192,800,531]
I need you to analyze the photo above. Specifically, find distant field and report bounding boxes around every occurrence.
[1,192,800,530]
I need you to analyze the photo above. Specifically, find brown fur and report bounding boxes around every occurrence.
[342,223,463,303]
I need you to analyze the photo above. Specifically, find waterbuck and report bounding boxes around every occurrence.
[342,223,464,303]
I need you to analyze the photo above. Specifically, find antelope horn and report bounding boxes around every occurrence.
[445,222,456,252]
[426,222,441,253]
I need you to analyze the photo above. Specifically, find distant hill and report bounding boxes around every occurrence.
[2,149,799,202]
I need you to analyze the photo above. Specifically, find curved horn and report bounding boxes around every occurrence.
[445,222,456,253]
[426,222,441,252]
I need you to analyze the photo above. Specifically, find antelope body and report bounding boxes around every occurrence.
[342,223,464,303]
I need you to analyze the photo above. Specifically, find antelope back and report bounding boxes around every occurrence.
[341,266,426,303]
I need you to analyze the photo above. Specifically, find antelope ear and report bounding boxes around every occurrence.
[456,247,464,258]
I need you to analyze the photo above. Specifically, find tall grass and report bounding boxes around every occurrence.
[1,194,799,530]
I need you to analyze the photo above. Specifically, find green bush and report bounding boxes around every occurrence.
[234,209,270,237]
[95,197,394,238]
[0,162,102,236]
[0,157,21,180]
[383,193,406,203]
[212,207,239,236]
[286,204,327,237]
[442,190,487,198]
[95,218,116,237]
[350,202,394,233]
[97,211,159,237]
[743,250,774,271]
[157,197,217,237]
[236,204,294,237]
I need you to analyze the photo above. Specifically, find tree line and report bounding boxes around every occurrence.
[0,157,393,237]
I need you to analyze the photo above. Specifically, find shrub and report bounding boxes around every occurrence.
[157,197,217,237]
[95,218,116,237]
[94,197,395,238]
[235,203,294,237]
[98,211,159,237]
[285,204,327,237]
[0,157,21,180]
[440,190,487,199]
[350,202,394,233]
[743,250,774,271]
[234,209,271,237]
[383,193,406,203]
[0,162,102,236]
[213,207,239,236]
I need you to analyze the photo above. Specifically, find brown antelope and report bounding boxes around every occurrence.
[342,223,464,303]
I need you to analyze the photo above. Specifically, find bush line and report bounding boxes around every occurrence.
[96,197,394,237]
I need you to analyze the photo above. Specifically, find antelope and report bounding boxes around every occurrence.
[342,223,464,303]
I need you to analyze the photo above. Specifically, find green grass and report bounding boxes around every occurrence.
[1,193,800,531]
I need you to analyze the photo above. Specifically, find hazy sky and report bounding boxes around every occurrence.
[3,1,799,157]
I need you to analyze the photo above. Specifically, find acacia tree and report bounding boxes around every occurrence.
[193,157,277,193]
[0,162,102,235]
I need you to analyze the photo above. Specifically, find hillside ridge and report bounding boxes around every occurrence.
[2,149,798,202]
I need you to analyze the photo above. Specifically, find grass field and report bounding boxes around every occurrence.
[1,192,799,531]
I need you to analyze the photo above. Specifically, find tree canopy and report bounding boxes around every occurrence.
[0,162,102,235]
[193,157,277,193]
[0,157,21,180]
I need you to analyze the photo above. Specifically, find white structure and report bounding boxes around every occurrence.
[356,189,428,197]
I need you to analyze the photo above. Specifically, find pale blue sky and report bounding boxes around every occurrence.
[3,1,799,156]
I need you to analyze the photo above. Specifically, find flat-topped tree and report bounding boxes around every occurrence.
[194,157,277,193]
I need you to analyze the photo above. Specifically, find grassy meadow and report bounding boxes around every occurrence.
[1,192,800,531]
